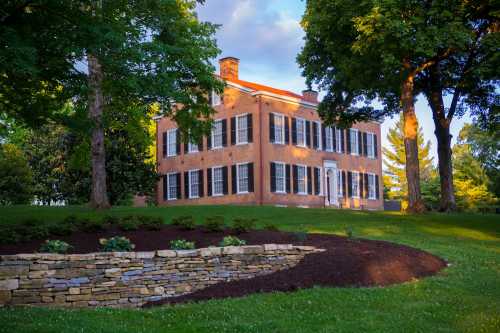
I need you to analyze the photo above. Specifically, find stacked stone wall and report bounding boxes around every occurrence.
[0,244,320,308]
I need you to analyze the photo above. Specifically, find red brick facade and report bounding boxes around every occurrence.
[156,58,383,209]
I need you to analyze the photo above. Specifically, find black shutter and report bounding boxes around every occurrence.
[285,164,291,193]
[198,170,204,197]
[347,171,353,198]
[346,129,351,154]
[291,118,297,145]
[364,173,369,199]
[248,163,254,192]
[230,117,236,145]
[222,119,227,147]
[163,176,168,200]
[292,165,298,194]
[231,165,237,194]
[207,168,212,196]
[341,129,345,153]
[321,125,326,150]
[312,122,318,149]
[359,173,364,199]
[314,167,320,195]
[176,173,181,199]
[247,114,253,143]
[342,170,347,197]
[162,132,167,158]
[374,134,378,158]
[270,162,276,192]
[332,127,337,151]
[307,167,312,194]
[358,131,363,155]
[284,117,290,144]
[222,166,228,195]
[375,175,380,199]
[269,113,275,143]
[306,121,311,147]
[363,132,368,156]
[175,130,181,155]
[184,172,189,199]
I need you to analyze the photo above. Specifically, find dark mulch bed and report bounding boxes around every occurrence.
[0,226,447,307]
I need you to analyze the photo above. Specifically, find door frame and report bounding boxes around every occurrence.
[323,160,338,207]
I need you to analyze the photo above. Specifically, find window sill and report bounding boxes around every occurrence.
[189,196,200,199]
[297,192,308,196]
[167,198,177,201]
[211,193,224,197]
[237,191,249,195]
[274,191,287,195]
[210,146,223,151]
[166,154,177,158]
[235,141,249,146]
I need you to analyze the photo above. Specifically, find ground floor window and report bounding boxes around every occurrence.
[368,173,376,200]
[189,170,199,198]
[351,171,360,198]
[337,170,343,197]
[167,173,178,200]
[237,163,249,193]
[297,165,307,194]
[212,167,224,196]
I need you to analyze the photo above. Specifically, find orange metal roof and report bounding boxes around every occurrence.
[229,78,304,100]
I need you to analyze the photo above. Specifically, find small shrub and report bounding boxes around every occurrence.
[39,240,72,254]
[138,216,163,231]
[18,218,50,240]
[292,231,308,242]
[78,218,106,232]
[345,226,354,239]
[100,236,135,252]
[172,216,195,230]
[204,216,225,232]
[118,215,141,231]
[263,223,279,232]
[48,222,75,236]
[219,236,246,247]
[232,218,256,233]
[63,215,79,226]
[102,215,120,225]
[0,226,21,244]
[170,239,195,250]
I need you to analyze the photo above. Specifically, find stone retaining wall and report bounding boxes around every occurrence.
[0,244,320,308]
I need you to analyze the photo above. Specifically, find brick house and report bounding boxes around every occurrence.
[155,57,383,209]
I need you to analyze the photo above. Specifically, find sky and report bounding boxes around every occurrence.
[196,0,471,164]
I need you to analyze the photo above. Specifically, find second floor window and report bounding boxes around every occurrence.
[274,114,285,144]
[296,118,306,147]
[167,129,177,157]
[367,133,375,158]
[335,128,343,153]
[212,167,224,196]
[237,163,249,193]
[236,114,248,144]
[350,129,359,155]
[211,90,221,106]
[325,126,334,151]
[211,120,223,149]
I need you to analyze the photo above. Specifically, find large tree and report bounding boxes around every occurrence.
[383,114,434,207]
[297,0,499,213]
[0,1,224,208]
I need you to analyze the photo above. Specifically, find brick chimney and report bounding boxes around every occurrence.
[302,89,318,103]
[219,57,239,81]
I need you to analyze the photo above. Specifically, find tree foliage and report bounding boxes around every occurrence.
[0,143,33,204]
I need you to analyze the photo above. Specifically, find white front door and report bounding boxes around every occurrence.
[323,161,338,206]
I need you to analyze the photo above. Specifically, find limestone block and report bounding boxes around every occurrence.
[68,287,80,295]
[0,265,29,277]
[0,279,19,290]
[136,252,155,259]
[222,246,243,255]
[176,250,199,257]
[0,290,11,304]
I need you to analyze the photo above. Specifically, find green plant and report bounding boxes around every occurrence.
[232,218,256,233]
[0,226,21,244]
[204,216,225,232]
[292,231,308,242]
[100,236,135,252]
[78,218,106,232]
[263,222,279,231]
[170,239,195,250]
[48,222,75,236]
[138,216,163,231]
[17,218,50,241]
[39,240,72,254]
[102,215,120,225]
[118,215,141,231]
[172,216,195,230]
[345,226,354,239]
[219,236,246,247]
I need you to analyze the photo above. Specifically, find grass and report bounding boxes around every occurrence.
[0,205,499,333]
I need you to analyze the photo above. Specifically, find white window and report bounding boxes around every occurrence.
[315,122,322,150]
[296,118,306,147]
[273,113,285,144]
[211,120,223,149]
[368,173,376,199]
[297,165,307,195]
[237,163,249,193]
[335,128,343,153]
[212,167,224,196]
[187,131,198,153]
[167,129,177,157]
[167,173,178,200]
[275,162,286,193]
[325,126,333,151]
[189,170,199,198]
[367,133,375,158]
[211,90,221,106]
[351,171,360,198]
[236,114,248,144]
[350,129,359,155]
[337,170,343,197]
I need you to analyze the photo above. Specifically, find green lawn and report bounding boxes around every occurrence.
[0,205,499,333]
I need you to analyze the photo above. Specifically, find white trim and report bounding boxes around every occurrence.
[188,169,200,199]
[236,162,250,194]
[211,166,224,197]
[166,172,178,201]
[235,113,249,145]
[272,161,287,194]
[315,121,322,150]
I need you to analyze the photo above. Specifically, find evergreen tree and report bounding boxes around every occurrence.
[383,114,434,207]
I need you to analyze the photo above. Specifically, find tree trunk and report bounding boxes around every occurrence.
[401,73,425,213]
[87,53,110,209]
